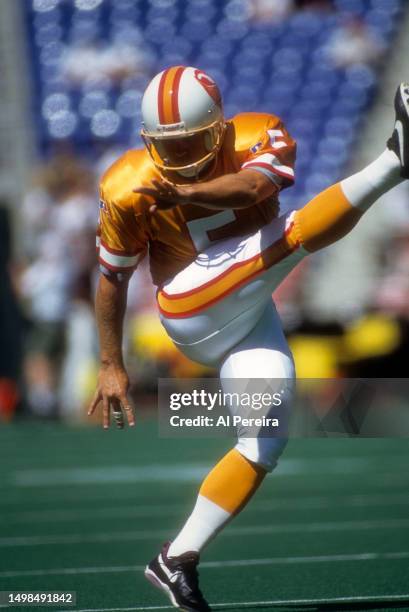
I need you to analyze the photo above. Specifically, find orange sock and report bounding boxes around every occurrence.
[167,449,266,557]
[293,182,363,252]
[200,448,266,514]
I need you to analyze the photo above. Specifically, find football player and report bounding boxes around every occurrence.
[88,67,409,611]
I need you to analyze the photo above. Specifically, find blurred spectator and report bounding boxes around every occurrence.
[250,0,295,24]
[375,232,409,319]
[0,206,23,421]
[19,153,97,418]
[327,17,384,68]
[59,272,98,421]
[369,182,409,319]
[61,41,155,87]
[21,152,96,260]
[295,0,333,11]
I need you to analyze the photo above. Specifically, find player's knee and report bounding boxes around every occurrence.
[235,436,288,472]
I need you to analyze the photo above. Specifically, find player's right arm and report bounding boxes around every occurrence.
[88,271,134,429]
[88,155,149,429]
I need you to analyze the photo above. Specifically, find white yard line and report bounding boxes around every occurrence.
[0,564,143,578]
[1,472,408,510]
[1,518,409,548]
[11,456,405,488]
[2,492,409,524]
[1,551,408,578]
[12,465,210,487]
[53,593,409,612]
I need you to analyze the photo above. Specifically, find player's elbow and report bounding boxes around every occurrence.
[231,177,260,208]
[98,269,132,295]
[242,183,259,206]
[238,170,276,206]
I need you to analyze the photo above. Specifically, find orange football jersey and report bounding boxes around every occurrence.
[97,112,296,287]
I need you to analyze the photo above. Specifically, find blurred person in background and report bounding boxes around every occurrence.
[62,39,154,87]
[374,183,409,321]
[327,16,384,68]
[250,0,295,24]
[249,0,333,25]
[0,205,22,422]
[295,0,333,11]
[346,203,409,378]
[19,153,97,418]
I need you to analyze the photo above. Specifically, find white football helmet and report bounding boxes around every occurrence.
[141,66,225,178]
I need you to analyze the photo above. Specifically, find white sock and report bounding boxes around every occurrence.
[341,148,403,211]
[167,494,231,557]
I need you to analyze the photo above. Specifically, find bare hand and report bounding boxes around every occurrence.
[133,179,193,213]
[88,363,135,429]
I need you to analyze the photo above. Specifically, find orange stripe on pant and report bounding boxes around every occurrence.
[157,182,363,318]
[157,223,300,318]
[200,449,266,515]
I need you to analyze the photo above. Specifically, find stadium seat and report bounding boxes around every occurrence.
[24,0,405,200]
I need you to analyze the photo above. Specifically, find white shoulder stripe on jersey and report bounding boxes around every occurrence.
[243,165,282,185]
[99,243,140,269]
[241,153,294,178]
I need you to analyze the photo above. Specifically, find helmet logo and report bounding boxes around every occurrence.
[194,69,221,105]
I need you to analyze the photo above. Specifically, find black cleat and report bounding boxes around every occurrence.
[144,542,211,611]
[387,82,409,178]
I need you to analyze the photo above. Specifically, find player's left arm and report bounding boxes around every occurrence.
[134,170,276,212]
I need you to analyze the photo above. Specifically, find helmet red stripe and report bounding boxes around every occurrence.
[157,68,170,124]
[170,66,185,123]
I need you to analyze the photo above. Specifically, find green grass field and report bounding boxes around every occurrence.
[1,419,409,612]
